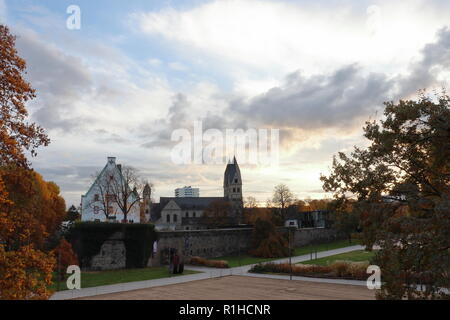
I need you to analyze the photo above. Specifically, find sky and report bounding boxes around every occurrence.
[1,0,450,207]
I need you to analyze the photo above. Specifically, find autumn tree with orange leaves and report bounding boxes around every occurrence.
[0,24,64,300]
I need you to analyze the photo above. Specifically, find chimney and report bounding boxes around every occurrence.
[107,157,116,164]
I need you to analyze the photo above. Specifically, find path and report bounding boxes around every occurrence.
[75,275,376,300]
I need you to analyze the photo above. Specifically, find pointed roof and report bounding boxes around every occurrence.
[224,156,240,187]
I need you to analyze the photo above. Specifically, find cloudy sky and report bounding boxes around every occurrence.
[1,0,450,207]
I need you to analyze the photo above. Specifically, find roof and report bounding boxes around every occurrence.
[160,197,225,210]
[224,157,240,187]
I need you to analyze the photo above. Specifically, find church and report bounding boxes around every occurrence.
[143,157,244,230]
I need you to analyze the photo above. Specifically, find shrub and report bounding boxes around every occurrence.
[249,260,369,280]
[250,219,290,258]
[66,222,158,269]
[52,238,78,278]
[188,256,229,268]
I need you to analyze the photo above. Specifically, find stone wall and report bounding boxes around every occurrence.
[147,227,339,267]
[292,227,340,247]
[148,228,253,266]
[85,227,340,270]
[89,232,126,270]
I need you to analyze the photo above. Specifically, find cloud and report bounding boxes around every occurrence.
[232,64,394,131]
[135,0,450,79]
[399,27,450,96]
[15,28,93,131]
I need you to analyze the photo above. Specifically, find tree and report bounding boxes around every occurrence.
[65,205,81,222]
[0,244,55,300]
[321,91,450,299]
[108,165,142,223]
[203,200,232,228]
[327,198,359,243]
[250,218,290,258]
[0,25,49,168]
[272,184,295,220]
[0,166,66,250]
[305,199,330,211]
[244,196,257,208]
[0,25,55,300]
[52,238,78,279]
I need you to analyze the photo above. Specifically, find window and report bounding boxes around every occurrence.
[193,212,196,218]
[94,206,99,214]
[185,212,189,218]
[166,215,170,223]
[233,188,236,192]
[174,215,178,223]
[94,194,99,201]
[235,179,238,183]
[237,188,240,192]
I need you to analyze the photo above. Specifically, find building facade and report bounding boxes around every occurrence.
[149,157,243,230]
[81,157,140,223]
[175,186,200,198]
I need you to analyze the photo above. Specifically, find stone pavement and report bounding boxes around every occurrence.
[50,244,366,300]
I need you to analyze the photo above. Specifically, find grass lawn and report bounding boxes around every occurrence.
[298,250,376,266]
[50,267,200,292]
[212,239,362,268]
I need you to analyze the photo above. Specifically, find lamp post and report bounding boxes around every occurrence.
[289,227,292,281]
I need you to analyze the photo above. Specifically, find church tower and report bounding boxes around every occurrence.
[224,157,243,223]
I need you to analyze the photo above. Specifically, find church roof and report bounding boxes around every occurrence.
[224,157,240,187]
[150,197,226,222]
[160,197,225,210]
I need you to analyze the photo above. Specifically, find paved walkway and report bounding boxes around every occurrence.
[75,276,375,300]
[50,245,366,300]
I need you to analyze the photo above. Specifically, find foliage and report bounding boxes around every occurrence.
[0,244,55,300]
[203,199,233,228]
[327,198,360,243]
[321,92,450,299]
[66,222,159,269]
[0,25,49,168]
[0,166,66,250]
[249,260,369,280]
[52,238,78,278]
[0,24,58,300]
[188,256,229,268]
[64,205,81,222]
[250,218,290,258]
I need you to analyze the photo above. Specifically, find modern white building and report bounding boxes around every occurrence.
[175,186,200,198]
[80,157,140,223]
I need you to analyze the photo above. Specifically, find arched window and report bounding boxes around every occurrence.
[174,214,178,222]
[166,214,170,223]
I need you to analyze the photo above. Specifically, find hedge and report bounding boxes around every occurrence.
[66,222,159,269]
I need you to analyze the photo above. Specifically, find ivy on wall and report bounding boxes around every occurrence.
[66,222,159,269]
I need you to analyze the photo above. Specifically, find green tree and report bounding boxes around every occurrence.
[321,91,450,299]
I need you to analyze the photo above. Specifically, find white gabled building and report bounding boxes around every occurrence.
[80,157,140,223]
